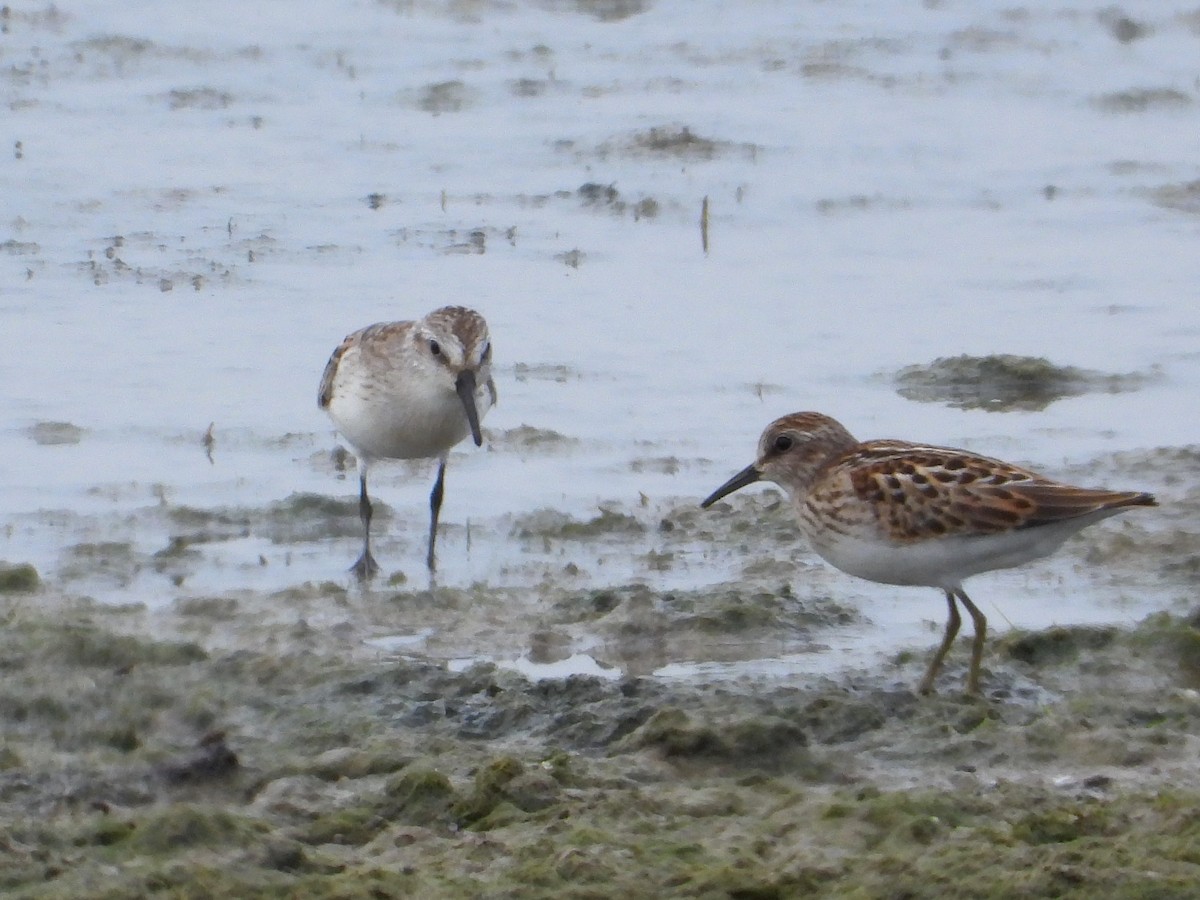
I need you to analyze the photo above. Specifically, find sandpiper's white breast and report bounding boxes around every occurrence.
[328,360,492,462]
[319,308,496,463]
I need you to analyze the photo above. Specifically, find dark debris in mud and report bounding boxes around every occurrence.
[564,0,650,23]
[575,181,661,220]
[410,79,475,114]
[589,125,759,164]
[25,420,86,446]
[1153,178,1200,215]
[1095,87,1192,113]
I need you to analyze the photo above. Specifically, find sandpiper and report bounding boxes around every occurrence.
[318,306,496,579]
[701,412,1156,695]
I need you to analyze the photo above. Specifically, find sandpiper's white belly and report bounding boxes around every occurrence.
[327,363,492,462]
[804,517,1098,590]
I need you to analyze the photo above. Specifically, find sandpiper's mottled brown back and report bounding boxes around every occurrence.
[826,440,1156,543]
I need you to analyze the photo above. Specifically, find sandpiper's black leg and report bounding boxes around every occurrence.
[350,471,380,581]
[426,458,447,572]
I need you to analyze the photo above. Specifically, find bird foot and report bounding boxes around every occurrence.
[349,552,380,582]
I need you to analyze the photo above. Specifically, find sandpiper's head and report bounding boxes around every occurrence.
[416,306,493,445]
[701,412,857,507]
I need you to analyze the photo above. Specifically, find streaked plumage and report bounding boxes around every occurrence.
[319,306,496,578]
[702,412,1156,694]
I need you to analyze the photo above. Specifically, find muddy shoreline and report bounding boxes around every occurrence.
[3,550,1200,898]
[1,433,1197,897]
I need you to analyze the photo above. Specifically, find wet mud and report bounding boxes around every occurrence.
[2,438,1199,897]
[3,585,1200,898]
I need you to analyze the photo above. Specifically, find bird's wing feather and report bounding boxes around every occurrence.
[841,442,1153,540]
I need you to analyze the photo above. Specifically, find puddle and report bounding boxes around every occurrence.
[456,652,622,682]
[363,629,436,653]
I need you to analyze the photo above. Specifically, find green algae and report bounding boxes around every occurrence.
[297,768,458,846]
[1128,612,1200,688]
[173,595,239,619]
[4,598,1200,898]
[619,708,815,775]
[454,756,526,827]
[25,421,86,445]
[495,424,581,451]
[306,746,413,781]
[165,493,378,545]
[126,805,266,855]
[684,590,788,632]
[59,541,141,584]
[515,507,646,541]
[894,353,1154,411]
[19,621,208,669]
[1012,800,1115,845]
[298,805,389,847]
[1097,88,1192,113]
[384,767,457,826]
[0,563,40,592]
[1154,178,1200,215]
[1002,625,1120,666]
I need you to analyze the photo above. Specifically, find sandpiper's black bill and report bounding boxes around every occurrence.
[456,369,483,446]
[700,463,761,508]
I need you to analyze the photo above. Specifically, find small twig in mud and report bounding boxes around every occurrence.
[700,195,710,255]
[990,600,1015,630]
[203,422,215,464]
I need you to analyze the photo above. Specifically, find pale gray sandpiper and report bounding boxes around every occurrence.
[701,412,1156,695]
[318,306,496,579]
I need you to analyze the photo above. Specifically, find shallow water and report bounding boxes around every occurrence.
[3,1,1198,678]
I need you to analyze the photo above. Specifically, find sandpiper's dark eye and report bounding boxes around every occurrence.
[429,339,441,356]
[772,434,794,453]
